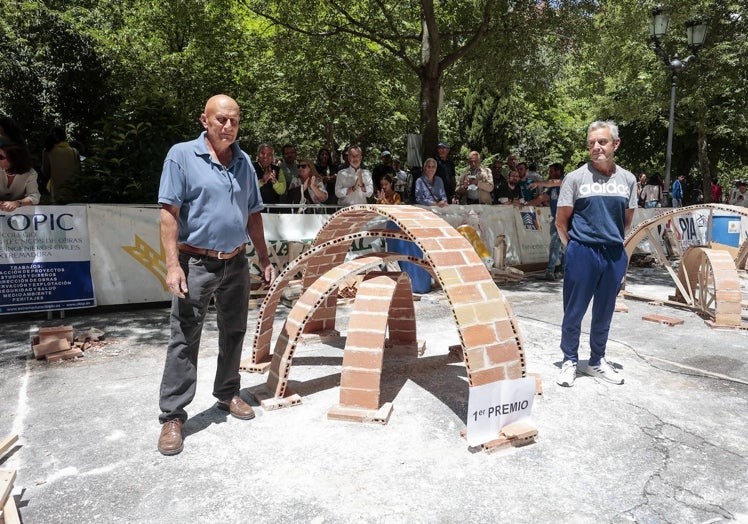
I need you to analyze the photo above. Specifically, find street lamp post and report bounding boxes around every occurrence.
[649,7,709,205]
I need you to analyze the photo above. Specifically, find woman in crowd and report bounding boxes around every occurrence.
[375,173,401,204]
[287,159,328,209]
[0,139,41,211]
[414,158,448,207]
[640,174,663,208]
[314,147,338,205]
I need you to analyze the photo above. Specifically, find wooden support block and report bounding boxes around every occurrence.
[0,435,18,460]
[642,314,685,326]
[0,470,16,510]
[615,300,629,313]
[32,338,71,360]
[46,348,84,362]
[2,492,21,524]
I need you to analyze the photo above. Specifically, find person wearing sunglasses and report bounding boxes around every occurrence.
[0,138,40,211]
[287,160,328,209]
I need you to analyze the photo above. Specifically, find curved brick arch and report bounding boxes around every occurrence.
[244,230,429,372]
[265,255,416,399]
[248,204,525,392]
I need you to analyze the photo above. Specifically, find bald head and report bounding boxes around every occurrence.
[204,94,239,115]
[201,94,240,154]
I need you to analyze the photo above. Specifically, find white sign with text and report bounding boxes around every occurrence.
[466,376,536,447]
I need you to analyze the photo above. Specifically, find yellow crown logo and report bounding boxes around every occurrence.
[122,235,168,291]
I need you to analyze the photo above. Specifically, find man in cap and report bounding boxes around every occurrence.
[436,142,456,203]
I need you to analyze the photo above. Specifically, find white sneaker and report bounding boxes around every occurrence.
[556,360,577,387]
[584,358,624,385]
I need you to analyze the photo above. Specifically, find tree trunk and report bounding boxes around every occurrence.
[419,9,441,162]
[420,73,440,160]
[698,125,712,203]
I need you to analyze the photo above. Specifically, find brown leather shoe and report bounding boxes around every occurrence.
[158,419,183,456]
[216,396,256,420]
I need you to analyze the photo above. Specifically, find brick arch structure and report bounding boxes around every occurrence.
[243,229,431,372]
[263,257,415,400]
[246,204,526,396]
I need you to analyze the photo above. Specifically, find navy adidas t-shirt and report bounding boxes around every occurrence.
[557,163,638,245]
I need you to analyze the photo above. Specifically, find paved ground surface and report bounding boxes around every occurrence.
[1,267,747,523]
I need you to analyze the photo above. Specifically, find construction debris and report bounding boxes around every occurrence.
[491,266,524,284]
[30,326,107,362]
[642,314,685,326]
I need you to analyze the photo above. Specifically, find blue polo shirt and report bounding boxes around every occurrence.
[158,132,264,252]
[557,162,637,245]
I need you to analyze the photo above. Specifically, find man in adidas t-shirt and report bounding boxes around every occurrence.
[555,120,637,388]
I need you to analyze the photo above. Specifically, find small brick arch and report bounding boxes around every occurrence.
[246,204,526,397]
[265,254,417,398]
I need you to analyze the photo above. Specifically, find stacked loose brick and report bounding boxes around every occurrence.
[32,326,82,361]
[247,205,527,413]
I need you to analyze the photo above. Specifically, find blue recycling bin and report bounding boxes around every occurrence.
[711,215,741,247]
[385,221,431,293]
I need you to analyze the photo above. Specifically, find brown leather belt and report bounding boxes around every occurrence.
[178,243,246,260]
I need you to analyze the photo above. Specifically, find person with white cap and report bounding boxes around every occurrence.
[372,150,395,193]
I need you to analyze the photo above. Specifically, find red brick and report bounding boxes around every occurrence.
[485,340,520,366]
[340,368,382,390]
[340,387,380,410]
[33,338,71,359]
[469,365,508,386]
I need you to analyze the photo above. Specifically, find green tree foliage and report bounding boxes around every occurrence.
[1,0,745,204]
[0,1,114,152]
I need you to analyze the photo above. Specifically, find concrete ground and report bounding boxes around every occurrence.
[1,267,747,523]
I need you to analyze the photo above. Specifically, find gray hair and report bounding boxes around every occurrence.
[257,143,274,155]
[588,120,619,141]
[423,157,437,168]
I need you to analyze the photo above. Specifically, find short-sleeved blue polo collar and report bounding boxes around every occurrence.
[192,131,244,169]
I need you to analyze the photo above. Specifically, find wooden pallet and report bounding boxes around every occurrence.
[0,434,20,524]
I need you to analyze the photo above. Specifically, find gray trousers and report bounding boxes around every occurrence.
[159,251,249,423]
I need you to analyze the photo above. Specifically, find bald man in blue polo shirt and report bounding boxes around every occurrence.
[156,94,273,455]
[555,120,637,388]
